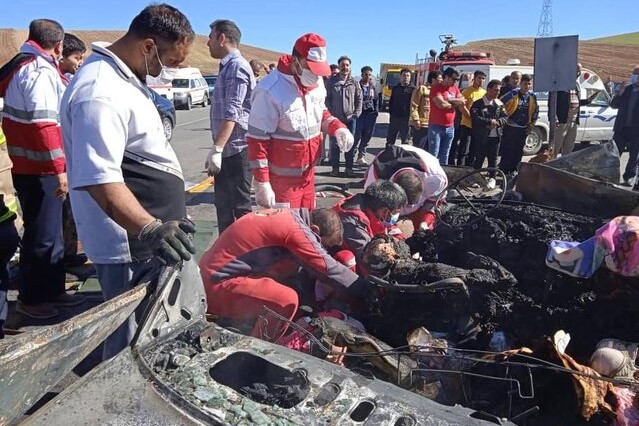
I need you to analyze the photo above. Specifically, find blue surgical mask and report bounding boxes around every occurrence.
[382,212,400,227]
[631,74,639,85]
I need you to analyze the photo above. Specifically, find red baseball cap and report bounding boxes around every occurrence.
[293,33,331,76]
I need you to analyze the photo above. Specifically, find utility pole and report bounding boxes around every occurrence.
[537,0,556,152]
[537,0,553,38]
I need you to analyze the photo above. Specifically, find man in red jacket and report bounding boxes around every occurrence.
[1,19,84,319]
[199,208,371,341]
[247,33,354,209]
[364,145,448,232]
[333,180,407,261]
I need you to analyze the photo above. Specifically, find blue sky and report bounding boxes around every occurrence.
[1,0,637,73]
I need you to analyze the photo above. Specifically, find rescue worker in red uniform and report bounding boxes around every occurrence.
[364,144,448,232]
[333,180,408,261]
[247,33,354,209]
[199,208,370,341]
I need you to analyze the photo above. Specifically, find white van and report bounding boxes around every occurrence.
[170,67,210,110]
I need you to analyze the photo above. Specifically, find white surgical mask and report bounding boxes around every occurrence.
[299,68,319,87]
[145,45,178,85]
[631,74,639,85]
[294,58,318,87]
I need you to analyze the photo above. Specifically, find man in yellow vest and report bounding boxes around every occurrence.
[0,128,20,230]
[410,70,442,150]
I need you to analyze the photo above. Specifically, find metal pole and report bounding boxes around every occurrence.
[548,91,557,153]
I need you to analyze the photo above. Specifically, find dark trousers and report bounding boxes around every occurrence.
[347,112,377,167]
[412,127,429,150]
[614,129,639,182]
[448,124,462,164]
[456,125,474,166]
[386,115,410,146]
[12,174,65,305]
[499,126,528,174]
[330,118,357,170]
[1,218,20,336]
[214,150,252,234]
[473,135,501,177]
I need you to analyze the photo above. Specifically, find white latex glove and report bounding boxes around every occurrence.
[419,221,431,231]
[205,145,224,176]
[335,127,354,153]
[254,181,276,208]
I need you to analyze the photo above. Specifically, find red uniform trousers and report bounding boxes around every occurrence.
[206,275,299,341]
[271,171,316,210]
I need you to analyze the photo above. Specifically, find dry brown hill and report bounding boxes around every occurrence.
[453,37,637,81]
[0,29,282,75]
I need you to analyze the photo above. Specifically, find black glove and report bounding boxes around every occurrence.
[346,276,379,302]
[139,218,196,264]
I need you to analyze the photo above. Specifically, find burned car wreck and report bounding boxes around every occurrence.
[2,259,499,426]
[3,143,639,426]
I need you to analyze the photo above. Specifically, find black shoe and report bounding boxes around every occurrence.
[329,169,341,177]
[621,179,632,187]
[64,253,88,268]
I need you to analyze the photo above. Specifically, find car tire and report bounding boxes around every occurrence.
[202,94,209,107]
[162,116,173,141]
[523,127,544,156]
[186,96,192,110]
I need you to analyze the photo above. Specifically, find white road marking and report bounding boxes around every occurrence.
[176,116,209,128]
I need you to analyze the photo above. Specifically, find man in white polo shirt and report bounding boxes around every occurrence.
[60,4,196,359]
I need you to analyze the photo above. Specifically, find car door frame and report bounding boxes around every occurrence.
[580,90,616,142]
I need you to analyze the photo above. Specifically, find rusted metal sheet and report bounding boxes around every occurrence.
[517,162,639,218]
[0,284,148,426]
[543,141,621,184]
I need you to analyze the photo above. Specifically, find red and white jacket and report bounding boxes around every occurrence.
[199,208,359,292]
[364,145,447,229]
[333,194,405,259]
[1,41,67,175]
[247,55,345,182]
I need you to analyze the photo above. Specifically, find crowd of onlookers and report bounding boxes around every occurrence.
[322,63,541,189]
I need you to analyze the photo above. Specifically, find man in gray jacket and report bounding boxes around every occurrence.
[326,55,362,177]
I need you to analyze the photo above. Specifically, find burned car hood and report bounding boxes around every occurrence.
[18,259,501,426]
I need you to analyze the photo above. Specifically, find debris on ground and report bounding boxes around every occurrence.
[349,201,639,424]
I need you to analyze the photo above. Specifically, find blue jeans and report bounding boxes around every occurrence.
[330,118,358,170]
[95,260,153,360]
[428,124,455,165]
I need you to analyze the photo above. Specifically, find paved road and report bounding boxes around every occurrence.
[173,107,393,251]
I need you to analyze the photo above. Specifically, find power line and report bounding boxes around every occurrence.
[537,0,553,37]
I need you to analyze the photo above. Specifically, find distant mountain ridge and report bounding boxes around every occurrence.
[0,29,283,75]
[452,36,637,81]
[589,31,639,45]
[2,28,636,82]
